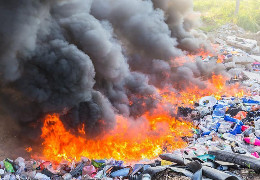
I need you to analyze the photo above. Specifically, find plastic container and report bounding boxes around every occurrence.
[212,105,226,118]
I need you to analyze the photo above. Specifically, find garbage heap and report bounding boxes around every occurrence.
[0,96,259,180]
[219,43,260,89]
[204,24,260,95]
[208,23,260,54]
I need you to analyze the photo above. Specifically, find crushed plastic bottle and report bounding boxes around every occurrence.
[3,160,14,173]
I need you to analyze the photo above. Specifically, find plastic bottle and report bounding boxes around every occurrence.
[4,160,15,173]
[198,125,210,132]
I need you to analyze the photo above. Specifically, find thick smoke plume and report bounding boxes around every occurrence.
[0,0,223,137]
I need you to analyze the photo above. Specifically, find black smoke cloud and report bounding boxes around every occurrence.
[0,0,223,137]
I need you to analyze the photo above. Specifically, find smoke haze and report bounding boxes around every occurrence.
[0,0,224,137]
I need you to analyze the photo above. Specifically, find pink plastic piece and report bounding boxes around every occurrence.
[241,125,250,132]
[251,152,260,158]
[244,137,260,146]
[255,138,260,146]
[82,165,96,177]
[244,137,251,144]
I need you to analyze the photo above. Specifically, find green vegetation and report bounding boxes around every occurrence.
[194,0,260,32]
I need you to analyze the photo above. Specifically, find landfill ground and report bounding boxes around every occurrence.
[0,111,23,160]
[0,24,260,179]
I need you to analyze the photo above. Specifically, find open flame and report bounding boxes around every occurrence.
[26,147,33,153]
[41,114,193,162]
[33,50,247,163]
[172,48,224,67]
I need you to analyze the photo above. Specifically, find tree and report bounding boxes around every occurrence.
[235,0,240,15]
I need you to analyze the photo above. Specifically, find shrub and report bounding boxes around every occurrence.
[194,0,260,32]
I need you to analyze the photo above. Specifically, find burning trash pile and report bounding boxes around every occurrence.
[1,0,260,179]
[0,95,260,179]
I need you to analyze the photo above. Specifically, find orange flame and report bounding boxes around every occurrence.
[41,114,193,162]
[172,48,224,67]
[158,74,246,108]
[26,147,32,153]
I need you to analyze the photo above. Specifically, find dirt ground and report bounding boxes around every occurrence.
[0,107,30,160]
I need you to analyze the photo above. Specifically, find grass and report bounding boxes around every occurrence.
[194,0,260,32]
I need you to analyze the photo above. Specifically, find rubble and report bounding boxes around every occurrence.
[226,36,259,54]
[209,23,260,54]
